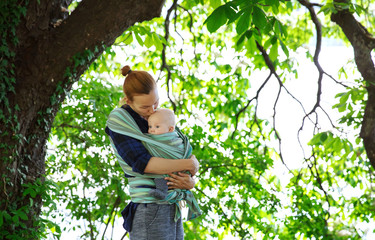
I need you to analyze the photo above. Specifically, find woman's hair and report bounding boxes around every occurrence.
[121,65,156,101]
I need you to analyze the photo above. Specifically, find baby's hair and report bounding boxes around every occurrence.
[152,108,176,127]
[120,65,156,101]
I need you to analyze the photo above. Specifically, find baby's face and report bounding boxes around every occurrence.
[148,115,170,135]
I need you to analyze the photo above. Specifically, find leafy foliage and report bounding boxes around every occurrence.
[43,0,375,239]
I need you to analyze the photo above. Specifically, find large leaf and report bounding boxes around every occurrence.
[204,5,228,33]
[252,6,268,30]
[236,9,252,35]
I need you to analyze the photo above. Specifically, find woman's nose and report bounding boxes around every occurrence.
[150,105,157,113]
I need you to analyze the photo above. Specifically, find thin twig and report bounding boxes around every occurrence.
[231,71,272,139]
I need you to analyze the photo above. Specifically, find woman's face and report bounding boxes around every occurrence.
[127,89,159,119]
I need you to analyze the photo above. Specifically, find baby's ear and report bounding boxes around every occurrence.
[169,126,175,132]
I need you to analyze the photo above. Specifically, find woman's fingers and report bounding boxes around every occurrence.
[177,172,189,177]
[165,172,195,190]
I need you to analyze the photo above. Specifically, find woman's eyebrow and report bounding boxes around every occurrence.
[141,99,159,108]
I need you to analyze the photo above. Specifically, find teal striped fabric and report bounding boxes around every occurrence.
[106,107,201,221]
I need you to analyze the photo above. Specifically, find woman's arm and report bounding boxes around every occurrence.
[144,155,199,176]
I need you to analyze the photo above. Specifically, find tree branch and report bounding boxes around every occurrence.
[231,71,272,140]
[160,0,178,112]
[100,196,121,240]
[256,41,312,172]
[298,0,324,116]
[331,0,375,170]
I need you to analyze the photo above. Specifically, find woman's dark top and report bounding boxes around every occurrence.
[105,105,153,231]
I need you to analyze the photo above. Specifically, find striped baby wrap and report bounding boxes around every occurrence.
[106,107,201,221]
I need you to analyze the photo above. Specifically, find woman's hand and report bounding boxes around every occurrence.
[165,172,196,190]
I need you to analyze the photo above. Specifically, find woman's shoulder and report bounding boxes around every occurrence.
[109,106,128,117]
[107,107,134,126]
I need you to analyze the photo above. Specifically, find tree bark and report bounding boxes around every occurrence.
[331,0,375,170]
[0,0,165,236]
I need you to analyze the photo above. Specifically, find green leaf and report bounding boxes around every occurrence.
[236,10,251,35]
[204,5,228,33]
[18,211,28,221]
[252,6,267,30]
[123,33,133,45]
[339,92,349,104]
[236,33,246,48]
[274,19,286,38]
[152,33,164,51]
[144,34,153,48]
[269,42,278,62]
[210,0,222,9]
[134,33,144,46]
[279,38,289,57]
[320,132,328,142]
[12,215,19,224]
[309,133,322,146]
[224,5,237,23]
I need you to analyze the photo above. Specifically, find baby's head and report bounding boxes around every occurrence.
[148,108,176,135]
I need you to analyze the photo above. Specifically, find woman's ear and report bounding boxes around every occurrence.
[124,96,131,105]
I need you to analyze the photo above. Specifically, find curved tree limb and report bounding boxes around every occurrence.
[297,0,324,118]
[160,0,178,112]
[256,41,314,172]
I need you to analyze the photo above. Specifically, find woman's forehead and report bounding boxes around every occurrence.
[133,89,159,105]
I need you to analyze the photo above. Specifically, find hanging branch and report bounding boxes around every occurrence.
[297,0,343,141]
[231,71,272,139]
[255,43,311,119]
[298,0,325,117]
[160,0,178,112]
[256,41,313,171]
[308,153,331,217]
[294,1,348,181]
[324,71,350,88]
[177,4,199,65]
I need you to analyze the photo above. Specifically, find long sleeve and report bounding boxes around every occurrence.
[105,126,152,175]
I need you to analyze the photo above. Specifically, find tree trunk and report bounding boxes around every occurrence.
[0,0,165,237]
[331,0,375,170]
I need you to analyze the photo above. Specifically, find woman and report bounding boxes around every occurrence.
[105,65,199,239]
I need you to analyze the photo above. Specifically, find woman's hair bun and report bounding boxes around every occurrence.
[121,65,132,76]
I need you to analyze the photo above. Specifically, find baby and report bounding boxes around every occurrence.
[148,108,176,135]
[147,108,179,200]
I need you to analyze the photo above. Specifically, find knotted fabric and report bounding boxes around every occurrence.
[106,107,201,221]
